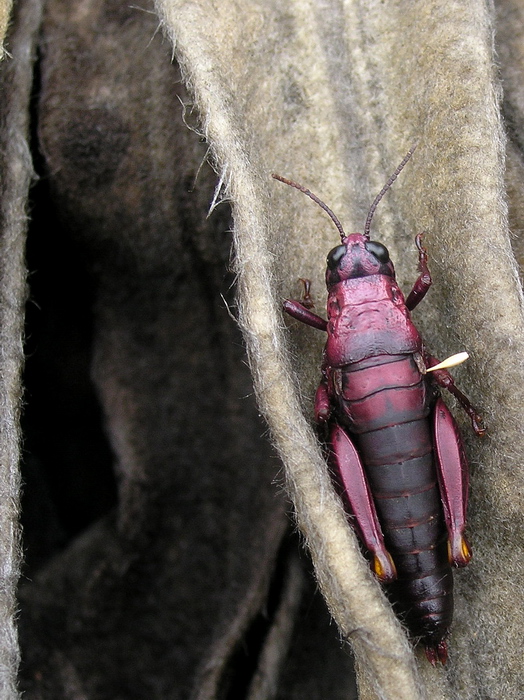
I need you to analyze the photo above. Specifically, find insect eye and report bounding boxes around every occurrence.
[327,245,346,269]
[365,240,390,263]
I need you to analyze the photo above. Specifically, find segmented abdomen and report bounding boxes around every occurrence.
[334,353,452,644]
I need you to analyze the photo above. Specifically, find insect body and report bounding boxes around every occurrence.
[273,152,484,664]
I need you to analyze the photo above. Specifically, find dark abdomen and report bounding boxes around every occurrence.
[336,354,452,644]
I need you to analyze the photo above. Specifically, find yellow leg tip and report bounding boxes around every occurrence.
[372,552,397,583]
[448,534,472,567]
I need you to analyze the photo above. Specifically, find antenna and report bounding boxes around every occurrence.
[363,144,417,239]
[272,174,346,240]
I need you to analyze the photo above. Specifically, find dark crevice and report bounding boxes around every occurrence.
[218,532,300,700]
[20,51,118,577]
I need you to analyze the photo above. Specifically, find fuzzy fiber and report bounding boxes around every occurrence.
[155,1,524,699]
[0,0,42,697]
[1,0,524,698]
[0,0,12,58]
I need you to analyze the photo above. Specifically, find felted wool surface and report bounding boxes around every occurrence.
[0,0,523,699]
[0,0,11,59]
[0,0,42,698]
[16,1,292,699]
[155,0,524,699]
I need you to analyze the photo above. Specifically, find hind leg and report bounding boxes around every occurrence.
[432,397,472,567]
[329,423,397,583]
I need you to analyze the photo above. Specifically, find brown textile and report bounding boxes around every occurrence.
[0,0,523,698]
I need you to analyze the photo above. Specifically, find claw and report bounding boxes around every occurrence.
[415,232,426,255]
[471,413,486,437]
[298,278,315,309]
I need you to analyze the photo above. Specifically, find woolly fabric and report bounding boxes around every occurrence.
[1,0,524,699]
[16,2,300,700]
[0,0,42,698]
[155,1,524,699]
[0,0,11,58]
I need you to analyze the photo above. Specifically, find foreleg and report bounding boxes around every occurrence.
[283,299,328,331]
[329,423,397,583]
[283,278,328,331]
[432,397,472,567]
[405,234,432,311]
